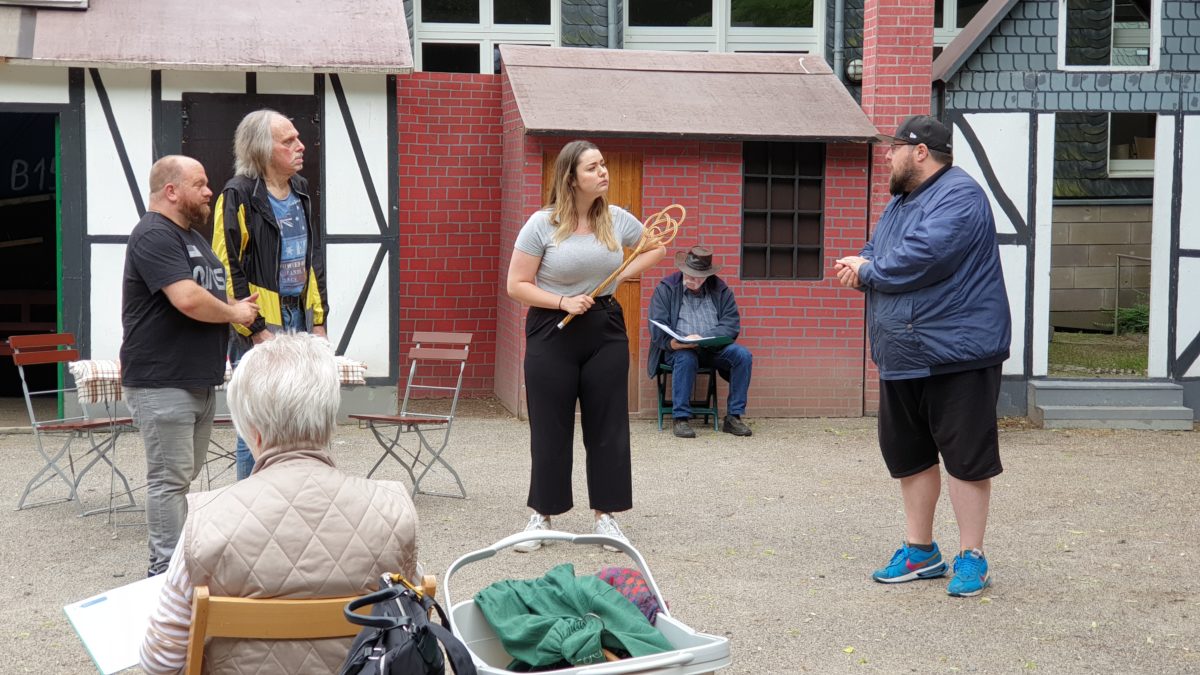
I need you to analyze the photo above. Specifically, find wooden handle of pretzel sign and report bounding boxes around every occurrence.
[556,204,685,330]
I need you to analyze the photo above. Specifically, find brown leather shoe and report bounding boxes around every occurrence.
[722,415,752,436]
[672,419,697,438]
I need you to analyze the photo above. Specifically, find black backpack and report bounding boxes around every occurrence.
[340,574,478,675]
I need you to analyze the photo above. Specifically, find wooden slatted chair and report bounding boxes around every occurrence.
[350,332,472,499]
[8,333,136,513]
[184,576,437,675]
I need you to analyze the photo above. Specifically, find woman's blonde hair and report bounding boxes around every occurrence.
[546,140,617,251]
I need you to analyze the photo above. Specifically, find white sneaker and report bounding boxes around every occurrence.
[593,513,629,552]
[513,513,550,553]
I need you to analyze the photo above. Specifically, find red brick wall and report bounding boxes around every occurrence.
[397,73,502,397]
[857,0,935,412]
[491,135,870,418]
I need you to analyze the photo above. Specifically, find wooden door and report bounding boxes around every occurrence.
[542,151,644,411]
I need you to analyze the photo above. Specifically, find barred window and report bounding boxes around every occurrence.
[741,142,824,280]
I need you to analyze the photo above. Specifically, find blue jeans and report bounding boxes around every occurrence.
[669,343,753,419]
[231,303,306,479]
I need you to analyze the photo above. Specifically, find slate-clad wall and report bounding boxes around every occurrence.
[562,0,612,47]
[825,0,865,102]
[944,0,1198,200]
[945,0,1199,113]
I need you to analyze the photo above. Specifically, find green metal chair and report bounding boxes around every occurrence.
[655,362,719,431]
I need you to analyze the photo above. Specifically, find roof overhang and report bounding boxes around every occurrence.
[932,0,1020,83]
[0,0,411,73]
[501,45,878,142]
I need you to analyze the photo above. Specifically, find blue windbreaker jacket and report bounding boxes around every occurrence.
[858,166,1011,380]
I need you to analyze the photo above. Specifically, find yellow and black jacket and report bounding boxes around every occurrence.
[213,174,327,337]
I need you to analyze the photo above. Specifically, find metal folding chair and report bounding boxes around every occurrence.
[8,333,136,514]
[350,332,472,499]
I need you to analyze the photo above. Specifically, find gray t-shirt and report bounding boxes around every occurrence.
[514,206,643,297]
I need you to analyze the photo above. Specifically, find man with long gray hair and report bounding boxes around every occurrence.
[139,333,417,674]
[213,109,329,480]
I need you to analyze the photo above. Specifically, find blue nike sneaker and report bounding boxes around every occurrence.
[872,541,948,583]
[947,548,990,597]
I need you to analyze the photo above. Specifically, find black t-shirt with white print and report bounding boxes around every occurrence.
[120,211,229,388]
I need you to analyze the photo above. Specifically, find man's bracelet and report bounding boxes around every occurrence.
[557,295,563,310]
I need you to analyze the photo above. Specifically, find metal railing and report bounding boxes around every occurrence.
[1113,254,1150,335]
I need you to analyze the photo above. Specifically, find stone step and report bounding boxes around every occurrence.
[1033,405,1195,431]
[1028,379,1184,407]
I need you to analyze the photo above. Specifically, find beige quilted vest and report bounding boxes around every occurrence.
[183,448,418,675]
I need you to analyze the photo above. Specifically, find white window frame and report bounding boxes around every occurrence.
[1057,0,1160,72]
[623,0,824,55]
[1107,112,1155,178]
[933,0,976,48]
[414,0,560,73]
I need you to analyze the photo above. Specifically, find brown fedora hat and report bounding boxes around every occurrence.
[674,246,721,278]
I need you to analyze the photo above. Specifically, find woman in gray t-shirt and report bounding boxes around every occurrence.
[505,140,666,552]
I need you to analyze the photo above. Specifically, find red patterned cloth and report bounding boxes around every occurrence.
[68,359,122,404]
[595,566,663,625]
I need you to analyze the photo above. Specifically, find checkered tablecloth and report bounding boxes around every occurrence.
[70,355,366,404]
[68,359,123,404]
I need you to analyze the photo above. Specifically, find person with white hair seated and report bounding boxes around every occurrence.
[140,333,418,674]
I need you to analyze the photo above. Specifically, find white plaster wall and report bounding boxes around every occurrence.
[90,243,126,360]
[1031,113,1056,377]
[326,244,390,374]
[160,70,246,100]
[256,72,315,96]
[84,69,151,236]
[1147,115,1176,379]
[323,74,389,236]
[1177,117,1200,377]
[956,113,1029,236]
[0,63,69,104]
[1000,245,1026,375]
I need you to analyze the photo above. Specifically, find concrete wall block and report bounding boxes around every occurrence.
[1050,266,1074,289]
[1127,264,1152,288]
[1051,288,1110,312]
[1052,222,1070,244]
[1131,220,1152,244]
[1054,204,1098,223]
[1073,265,1120,289]
[1052,244,1091,267]
[1089,244,1151,266]
[1051,310,1114,331]
[1069,221,1131,245]
[1099,204,1152,223]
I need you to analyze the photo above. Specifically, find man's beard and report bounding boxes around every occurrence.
[889,157,917,195]
[183,201,211,229]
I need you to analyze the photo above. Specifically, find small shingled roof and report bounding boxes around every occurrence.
[501,45,878,142]
[932,0,1021,83]
[0,0,411,73]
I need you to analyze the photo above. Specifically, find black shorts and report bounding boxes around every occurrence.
[878,364,1003,481]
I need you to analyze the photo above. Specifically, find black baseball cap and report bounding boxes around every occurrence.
[875,115,953,153]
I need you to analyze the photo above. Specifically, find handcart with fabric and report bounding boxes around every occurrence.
[443,531,731,675]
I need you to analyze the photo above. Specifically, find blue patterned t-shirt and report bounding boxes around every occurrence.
[269,190,307,297]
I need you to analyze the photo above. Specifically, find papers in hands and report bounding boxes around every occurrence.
[650,320,732,347]
[64,573,167,674]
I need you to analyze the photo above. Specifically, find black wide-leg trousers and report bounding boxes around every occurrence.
[523,296,632,516]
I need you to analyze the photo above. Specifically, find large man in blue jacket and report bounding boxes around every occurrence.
[835,115,1011,598]
[648,247,753,439]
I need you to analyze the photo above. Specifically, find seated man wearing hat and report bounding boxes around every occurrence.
[648,246,753,438]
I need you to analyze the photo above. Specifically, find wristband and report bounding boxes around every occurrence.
[558,296,564,310]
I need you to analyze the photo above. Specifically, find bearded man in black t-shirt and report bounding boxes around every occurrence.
[120,155,260,577]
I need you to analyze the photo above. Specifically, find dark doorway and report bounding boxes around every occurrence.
[0,112,59,402]
[180,93,322,243]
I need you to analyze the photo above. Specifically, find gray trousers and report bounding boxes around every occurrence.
[125,386,214,575]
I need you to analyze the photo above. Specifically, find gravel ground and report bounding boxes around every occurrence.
[0,409,1197,674]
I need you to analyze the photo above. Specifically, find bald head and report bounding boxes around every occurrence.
[149,155,201,196]
[147,155,212,229]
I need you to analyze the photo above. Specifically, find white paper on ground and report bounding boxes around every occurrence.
[64,573,167,674]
